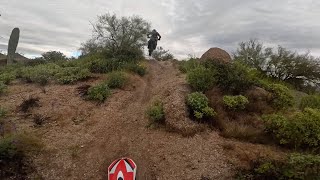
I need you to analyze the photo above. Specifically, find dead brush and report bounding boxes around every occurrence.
[33,114,49,127]
[18,96,40,113]
[76,84,91,98]
[220,121,267,143]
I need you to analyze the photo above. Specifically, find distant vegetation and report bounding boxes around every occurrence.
[234,39,320,92]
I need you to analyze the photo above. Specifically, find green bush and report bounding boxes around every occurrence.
[0,64,23,75]
[223,95,249,110]
[23,58,46,66]
[55,67,90,84]
[238,153,320,179]
[0,73,16,85]
[204,60,255,93]
[300,95,320,110]
[125,62,147,76]
[106,71,128,89]
[179,58,200,73]
[87,83,111,102]
[186,92,216,120]
[261,82,294,109]
[107,48,144,62]
[187,66,216,92]
[147,100,165,123]
[88,58,123,73]
[20,63,61,85]
[263,108,320,150]
[0,81,7,95]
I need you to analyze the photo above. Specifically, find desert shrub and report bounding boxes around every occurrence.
[300,95,320,110]
[260,82,294,109]
[87,83,111,102]
[147,100,165,124]
[20,63,61,85]
[152,47,174,61]
[88,58,123,73]
[263,108,320,150]
[221,121,266,143]
[223,95,249,110]
[33,114,49,127]
[0,73,16,85]
[55,67,90,84]
[0,133,42,179]
[179,58,200,73]
[187,66,216,92]
[0,64,23,76]
[106,71,128,89]
[125,62,147,76]
[23,58,46,66]
[204,60,255,93]
[108,48,144,62]
[0,82,7,95]
[186,92,216,119]
[238,153,320,179]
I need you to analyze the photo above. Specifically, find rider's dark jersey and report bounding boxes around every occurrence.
[148,30,161,41]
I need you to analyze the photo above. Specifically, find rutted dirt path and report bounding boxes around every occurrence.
[1,60,232,179]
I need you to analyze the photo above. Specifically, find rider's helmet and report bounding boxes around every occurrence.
[108,158,137,180]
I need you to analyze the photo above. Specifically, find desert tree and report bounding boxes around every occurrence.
[41,51,67,62]
[233,39,272,73]
[81,13,150,60]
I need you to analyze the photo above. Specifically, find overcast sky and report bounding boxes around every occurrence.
[1,0,320,59]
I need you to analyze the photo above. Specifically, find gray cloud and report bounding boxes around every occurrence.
[1,0,320,59]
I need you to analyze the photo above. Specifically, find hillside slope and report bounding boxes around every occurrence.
[1,60,234,179]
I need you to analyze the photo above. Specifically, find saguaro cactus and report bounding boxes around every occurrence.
[7,28,20,64]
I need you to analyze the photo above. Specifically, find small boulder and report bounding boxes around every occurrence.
[200,47,232,64]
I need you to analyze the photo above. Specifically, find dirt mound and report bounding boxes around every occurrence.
[200,47,232,64]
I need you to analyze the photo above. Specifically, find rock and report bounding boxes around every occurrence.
[200,47,232,64]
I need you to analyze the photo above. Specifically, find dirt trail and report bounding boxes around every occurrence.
[0,60,232,179]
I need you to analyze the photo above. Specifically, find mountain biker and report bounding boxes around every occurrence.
[147,29,161,56]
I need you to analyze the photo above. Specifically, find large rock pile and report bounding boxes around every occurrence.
[200,47,232,64]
